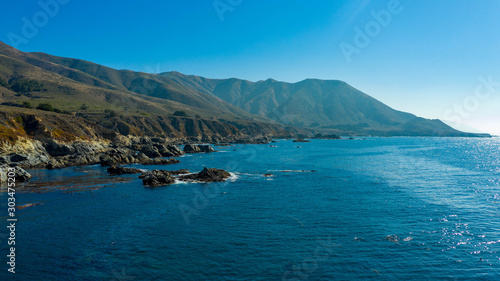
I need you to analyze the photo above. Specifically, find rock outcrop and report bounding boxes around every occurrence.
[0,164,32,182]
[107,166,143,175]
[179,167,231,182]
[140,170,175,187]
[183,144,215,153]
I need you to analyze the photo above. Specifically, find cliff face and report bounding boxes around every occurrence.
[0,106,291,168]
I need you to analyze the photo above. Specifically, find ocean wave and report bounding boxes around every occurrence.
[227,172,239,182]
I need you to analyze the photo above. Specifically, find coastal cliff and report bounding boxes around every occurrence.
[0,106,290,170]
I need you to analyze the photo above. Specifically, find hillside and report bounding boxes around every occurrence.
[0,41,293,143]
[161,72,487,137]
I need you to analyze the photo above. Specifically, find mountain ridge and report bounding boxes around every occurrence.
[161,71,488,137]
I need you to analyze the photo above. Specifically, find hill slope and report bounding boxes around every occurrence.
[161,72,486,136]
[0,41,292,141]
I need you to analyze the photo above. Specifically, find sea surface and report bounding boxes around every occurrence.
[1,137,500,280]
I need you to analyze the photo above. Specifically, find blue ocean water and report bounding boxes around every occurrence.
[1,137,500,280]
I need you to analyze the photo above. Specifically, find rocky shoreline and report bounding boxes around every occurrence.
[0,134,283,184]
[0,129,342,185]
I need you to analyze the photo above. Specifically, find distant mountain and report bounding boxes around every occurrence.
[161,72,488,137]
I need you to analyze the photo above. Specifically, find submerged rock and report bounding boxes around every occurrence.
[168,169,190,175]
[384,235,400,243]
[179,167,231,183]
[107,165,143,175]
[292,138,310,143]
[17,203,43,209]
[139,158,180,166]
[140,170,175,187]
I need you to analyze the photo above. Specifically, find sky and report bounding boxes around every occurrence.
[1,0,499,135]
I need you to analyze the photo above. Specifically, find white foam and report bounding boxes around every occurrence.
[227,172,239,182]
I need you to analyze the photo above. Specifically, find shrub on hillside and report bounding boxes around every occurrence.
[11,79,45,93]
[36,103,71,115]
[0,77,9,89]
[22,101,33,109]
[37,103,55,111]
[173,110,188,117]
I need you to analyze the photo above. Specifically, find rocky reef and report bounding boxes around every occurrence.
[140,170,176,187]
[107,166,143,175]
[138,167,231,187]
[178,167,231,183]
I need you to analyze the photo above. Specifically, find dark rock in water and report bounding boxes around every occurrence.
[292,138,310,143]
[139,158,180,165]
[263,173,273,177]
[183,144,201,153]
[234,137,271,144]
[168,169,190,175]
[140,170,175,187]
[183,144,215,153]
[215,143,232,146]
[107,165,143,175]
[0,164,32,182]
[385,235,400,243]
[314,134,341,140]
[198,144,215,153]
[179,167,231,182]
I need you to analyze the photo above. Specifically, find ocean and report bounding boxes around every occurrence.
[1,137,499,280]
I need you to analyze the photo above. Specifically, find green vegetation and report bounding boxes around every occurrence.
[104,109,117,117]
[0,77,9,89]
[36,103,71,115]
[11,79,45,93]
[173,110,188,117]
[37,103,55,111]
[79,104,89,110]
[22,101,33,109]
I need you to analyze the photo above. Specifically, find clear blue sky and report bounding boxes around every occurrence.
[2,0,499,134]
